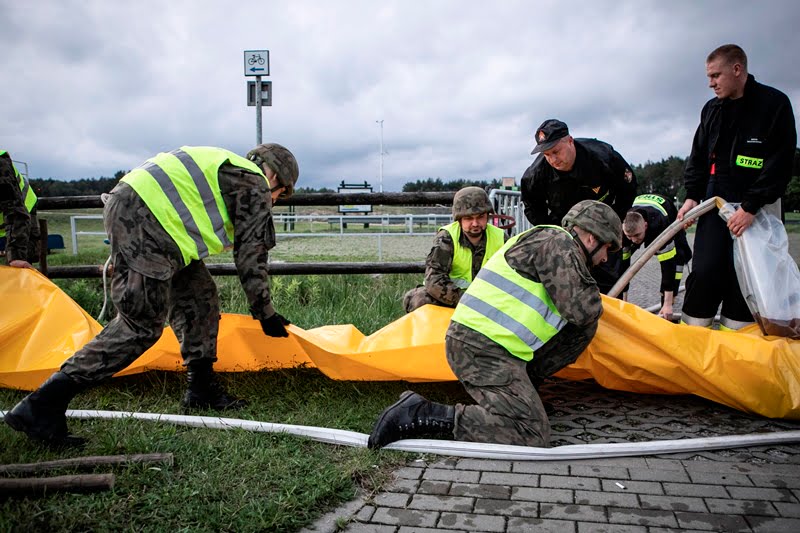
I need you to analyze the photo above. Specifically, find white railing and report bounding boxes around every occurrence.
[70,215,106,254]
[69,213,455,255]
[273,213,453,237]
[489,189,531,235]
[68,195,536,255]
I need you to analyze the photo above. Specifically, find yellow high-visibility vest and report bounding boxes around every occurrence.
[121,146,266,265]
[451,226,569,361]
[440,221,505,288]
[0,151,37,237]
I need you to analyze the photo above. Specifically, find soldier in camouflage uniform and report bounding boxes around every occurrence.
[402,186,506,312]
[5,144,299,446]
[0,150,40,267]
[369,200,622,448]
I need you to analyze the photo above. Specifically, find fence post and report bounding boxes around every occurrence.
[70,216,78,255]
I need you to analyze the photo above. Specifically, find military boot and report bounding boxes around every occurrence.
[4,372,86,447]
[181,360,248,412]
[368,391,455,449]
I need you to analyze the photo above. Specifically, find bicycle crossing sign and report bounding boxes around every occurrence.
[244,50,270,76]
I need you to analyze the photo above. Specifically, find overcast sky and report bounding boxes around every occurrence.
[2,0,799,191]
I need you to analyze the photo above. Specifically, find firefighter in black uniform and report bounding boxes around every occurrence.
[520,119,637,294]
[677,44,797,330]
[621,194,692,321]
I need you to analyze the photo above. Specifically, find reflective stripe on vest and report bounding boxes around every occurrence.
[451,227,568,361]
[0,154,37,237]
[632,194,668,217]
[441,221,505,285]
[656,244,676,262]
[121,146,266,265]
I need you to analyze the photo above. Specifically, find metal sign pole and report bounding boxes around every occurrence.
[244,49,270,146]
[256,75,263,145]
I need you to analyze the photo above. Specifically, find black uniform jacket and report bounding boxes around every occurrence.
[521,138,637,226]
[683,74,796,214]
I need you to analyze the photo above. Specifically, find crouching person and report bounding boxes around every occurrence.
[5,144,299,446]
[403,186,506,312]
[370,200,621,448]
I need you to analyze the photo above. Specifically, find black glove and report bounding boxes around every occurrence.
[260,313,290,337]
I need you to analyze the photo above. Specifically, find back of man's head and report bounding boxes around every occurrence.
[622,211,646,236]
[707,44,748,72]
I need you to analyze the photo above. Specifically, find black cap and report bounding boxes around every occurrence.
[531,119,570,154]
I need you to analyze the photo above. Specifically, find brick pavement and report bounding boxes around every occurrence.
[306,453,800,532]
[304,248,800,533]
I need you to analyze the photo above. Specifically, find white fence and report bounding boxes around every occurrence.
[489,189,531,236]
[68,213,455,255]
[69,215,106,254]
[66,191,531,254]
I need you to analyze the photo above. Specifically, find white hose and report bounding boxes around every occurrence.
[27,409,800,461]
[609,197,719,298]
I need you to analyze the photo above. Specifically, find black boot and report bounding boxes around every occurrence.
[368,391,455,449]
[4,372,86,447]
[181,360,248,412]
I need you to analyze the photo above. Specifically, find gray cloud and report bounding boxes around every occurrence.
[1,0,798,190]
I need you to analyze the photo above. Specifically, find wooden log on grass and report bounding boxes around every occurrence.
[0,453,174,475]
[0,474,114,497]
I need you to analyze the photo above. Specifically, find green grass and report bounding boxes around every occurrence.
[1,214,455,532]
[1,368,470,532]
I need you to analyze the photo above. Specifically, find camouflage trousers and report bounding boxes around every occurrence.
[402,286,455,313]
[1,210,41,264]
[60,254,220,385]
[446,321,596,447]
[20,210,41,264]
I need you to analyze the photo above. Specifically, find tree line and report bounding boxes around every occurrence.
[28,150,800,210]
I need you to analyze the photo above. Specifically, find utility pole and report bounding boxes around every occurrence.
[376,119,387,193]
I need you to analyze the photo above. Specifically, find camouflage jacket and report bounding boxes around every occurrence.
[506,226,602,327]
[106,162,278,319]
[0,152,32,263]
[424,228,487,306]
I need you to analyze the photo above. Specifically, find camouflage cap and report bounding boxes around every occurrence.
[561,200,622,250]
[246,143,299,199]
[452,186,493,219]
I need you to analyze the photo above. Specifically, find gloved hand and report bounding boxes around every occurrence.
[260,313,291,337]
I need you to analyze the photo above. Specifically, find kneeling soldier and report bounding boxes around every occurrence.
[371,200,622,448]
[403,186,506,312]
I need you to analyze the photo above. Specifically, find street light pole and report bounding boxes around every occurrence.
[376,119,385,193]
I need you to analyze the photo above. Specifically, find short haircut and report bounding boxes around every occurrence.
[707,44,748,71]
[622,211,646,235]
